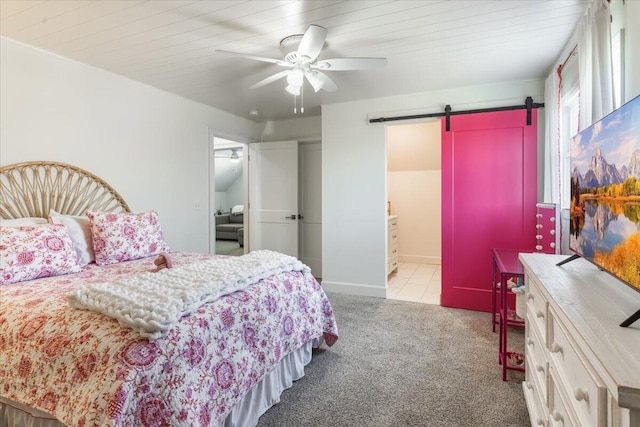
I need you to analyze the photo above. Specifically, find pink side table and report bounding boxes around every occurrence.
[492,248,526,381]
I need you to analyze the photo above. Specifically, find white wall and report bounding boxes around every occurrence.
[387,121,441,264]
[226,175,244,208]
[214,192,228,213]
[260,115,321,142]
[0,38,262,253]
[321,79,545,297]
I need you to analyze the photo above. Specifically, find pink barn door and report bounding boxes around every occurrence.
[441,109,537,312]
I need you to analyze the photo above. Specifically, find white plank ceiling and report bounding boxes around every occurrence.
[0,0,590,122]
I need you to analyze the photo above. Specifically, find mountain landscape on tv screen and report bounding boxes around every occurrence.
[572,148,640,189]
[569,99,640,291]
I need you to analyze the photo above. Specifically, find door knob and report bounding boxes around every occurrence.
[284,214,303,220]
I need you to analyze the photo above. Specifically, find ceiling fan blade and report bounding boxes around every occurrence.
[304,70,324,92]
[215,50,289,66]
[250,70,291,89]
[297,25,328,61]
[314,57,387,71]
[314,71,337,92]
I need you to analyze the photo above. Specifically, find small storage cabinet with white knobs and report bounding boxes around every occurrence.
[387,216,399,276]
[535,203,558,254]
[519,253,640,427]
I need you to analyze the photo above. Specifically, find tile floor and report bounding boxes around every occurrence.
[387,262,441,305]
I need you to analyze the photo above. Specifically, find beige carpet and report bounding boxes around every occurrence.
[257,292,528,427]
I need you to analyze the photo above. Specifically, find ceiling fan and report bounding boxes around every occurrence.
[215,148,242,163]
[216,25,387,95]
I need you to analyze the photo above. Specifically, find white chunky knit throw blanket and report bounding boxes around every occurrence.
[68,250,310,339]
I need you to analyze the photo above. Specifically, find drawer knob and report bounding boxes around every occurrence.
[551,410,564,423]
[526,381,534,390]
[527,338,534,346]
[574,388,589,402]
[536,310,544,319]
[527,294,534,301]
[535,364,545,373]
[536,418,545,426]
[550,342,563,354]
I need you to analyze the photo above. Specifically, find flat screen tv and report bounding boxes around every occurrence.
[566,94,640,327]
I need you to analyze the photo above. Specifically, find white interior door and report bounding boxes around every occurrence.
[299,142,322,277]
[249,140,299,257]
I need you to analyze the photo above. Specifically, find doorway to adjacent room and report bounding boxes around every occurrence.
[213,137,247,256]
[386,120,442,305]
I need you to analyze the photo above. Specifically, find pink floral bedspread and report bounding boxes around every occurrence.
[0,252,338,426]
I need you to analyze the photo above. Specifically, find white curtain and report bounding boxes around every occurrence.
[576,0,615,129]
[543,0,614,203]
[543,68,561,203]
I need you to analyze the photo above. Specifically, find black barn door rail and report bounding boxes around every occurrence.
[369,96,544,131]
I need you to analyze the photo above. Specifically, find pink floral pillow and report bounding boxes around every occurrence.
[0,224,81,285]
[86,210,169,266]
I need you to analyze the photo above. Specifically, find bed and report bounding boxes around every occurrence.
[0,161,339,427]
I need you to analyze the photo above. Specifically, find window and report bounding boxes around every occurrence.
[559,51,580,210]
[558,0,626,208]
[560,87,580,210]
[611,28,624,108]
[610,0,626,106]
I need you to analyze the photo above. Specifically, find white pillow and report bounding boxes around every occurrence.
[231,205,244,215]
[0,217,48,226]
[48,209,95,266]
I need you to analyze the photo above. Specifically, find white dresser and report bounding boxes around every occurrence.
[519,253,640,427]
[387,215,399,275]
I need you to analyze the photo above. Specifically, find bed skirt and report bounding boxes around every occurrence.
[0,339,316,427]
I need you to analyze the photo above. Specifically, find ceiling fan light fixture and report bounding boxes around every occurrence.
[286,68,304,87]
[286,84,301,96]
[230,149,240,163]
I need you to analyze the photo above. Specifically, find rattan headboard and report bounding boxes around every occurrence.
[0,161,130,219]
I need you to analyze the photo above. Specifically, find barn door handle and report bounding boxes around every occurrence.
[297,214,304,219]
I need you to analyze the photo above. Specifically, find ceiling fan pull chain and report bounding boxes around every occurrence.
[293,92,297,114]
[301,84,304,114]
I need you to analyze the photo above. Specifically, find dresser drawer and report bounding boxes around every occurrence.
[526,275,548,345]
[389,217,398,230]
[549,368,578,427]
[524,372,548,427]
[388,229,399,246]
[389,242,398,261]
[526,315,549,404]
[549,310,607,427]
[388,259,398,274]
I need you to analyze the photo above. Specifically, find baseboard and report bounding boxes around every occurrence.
[398,254,441,265]
[320,280,387,298]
